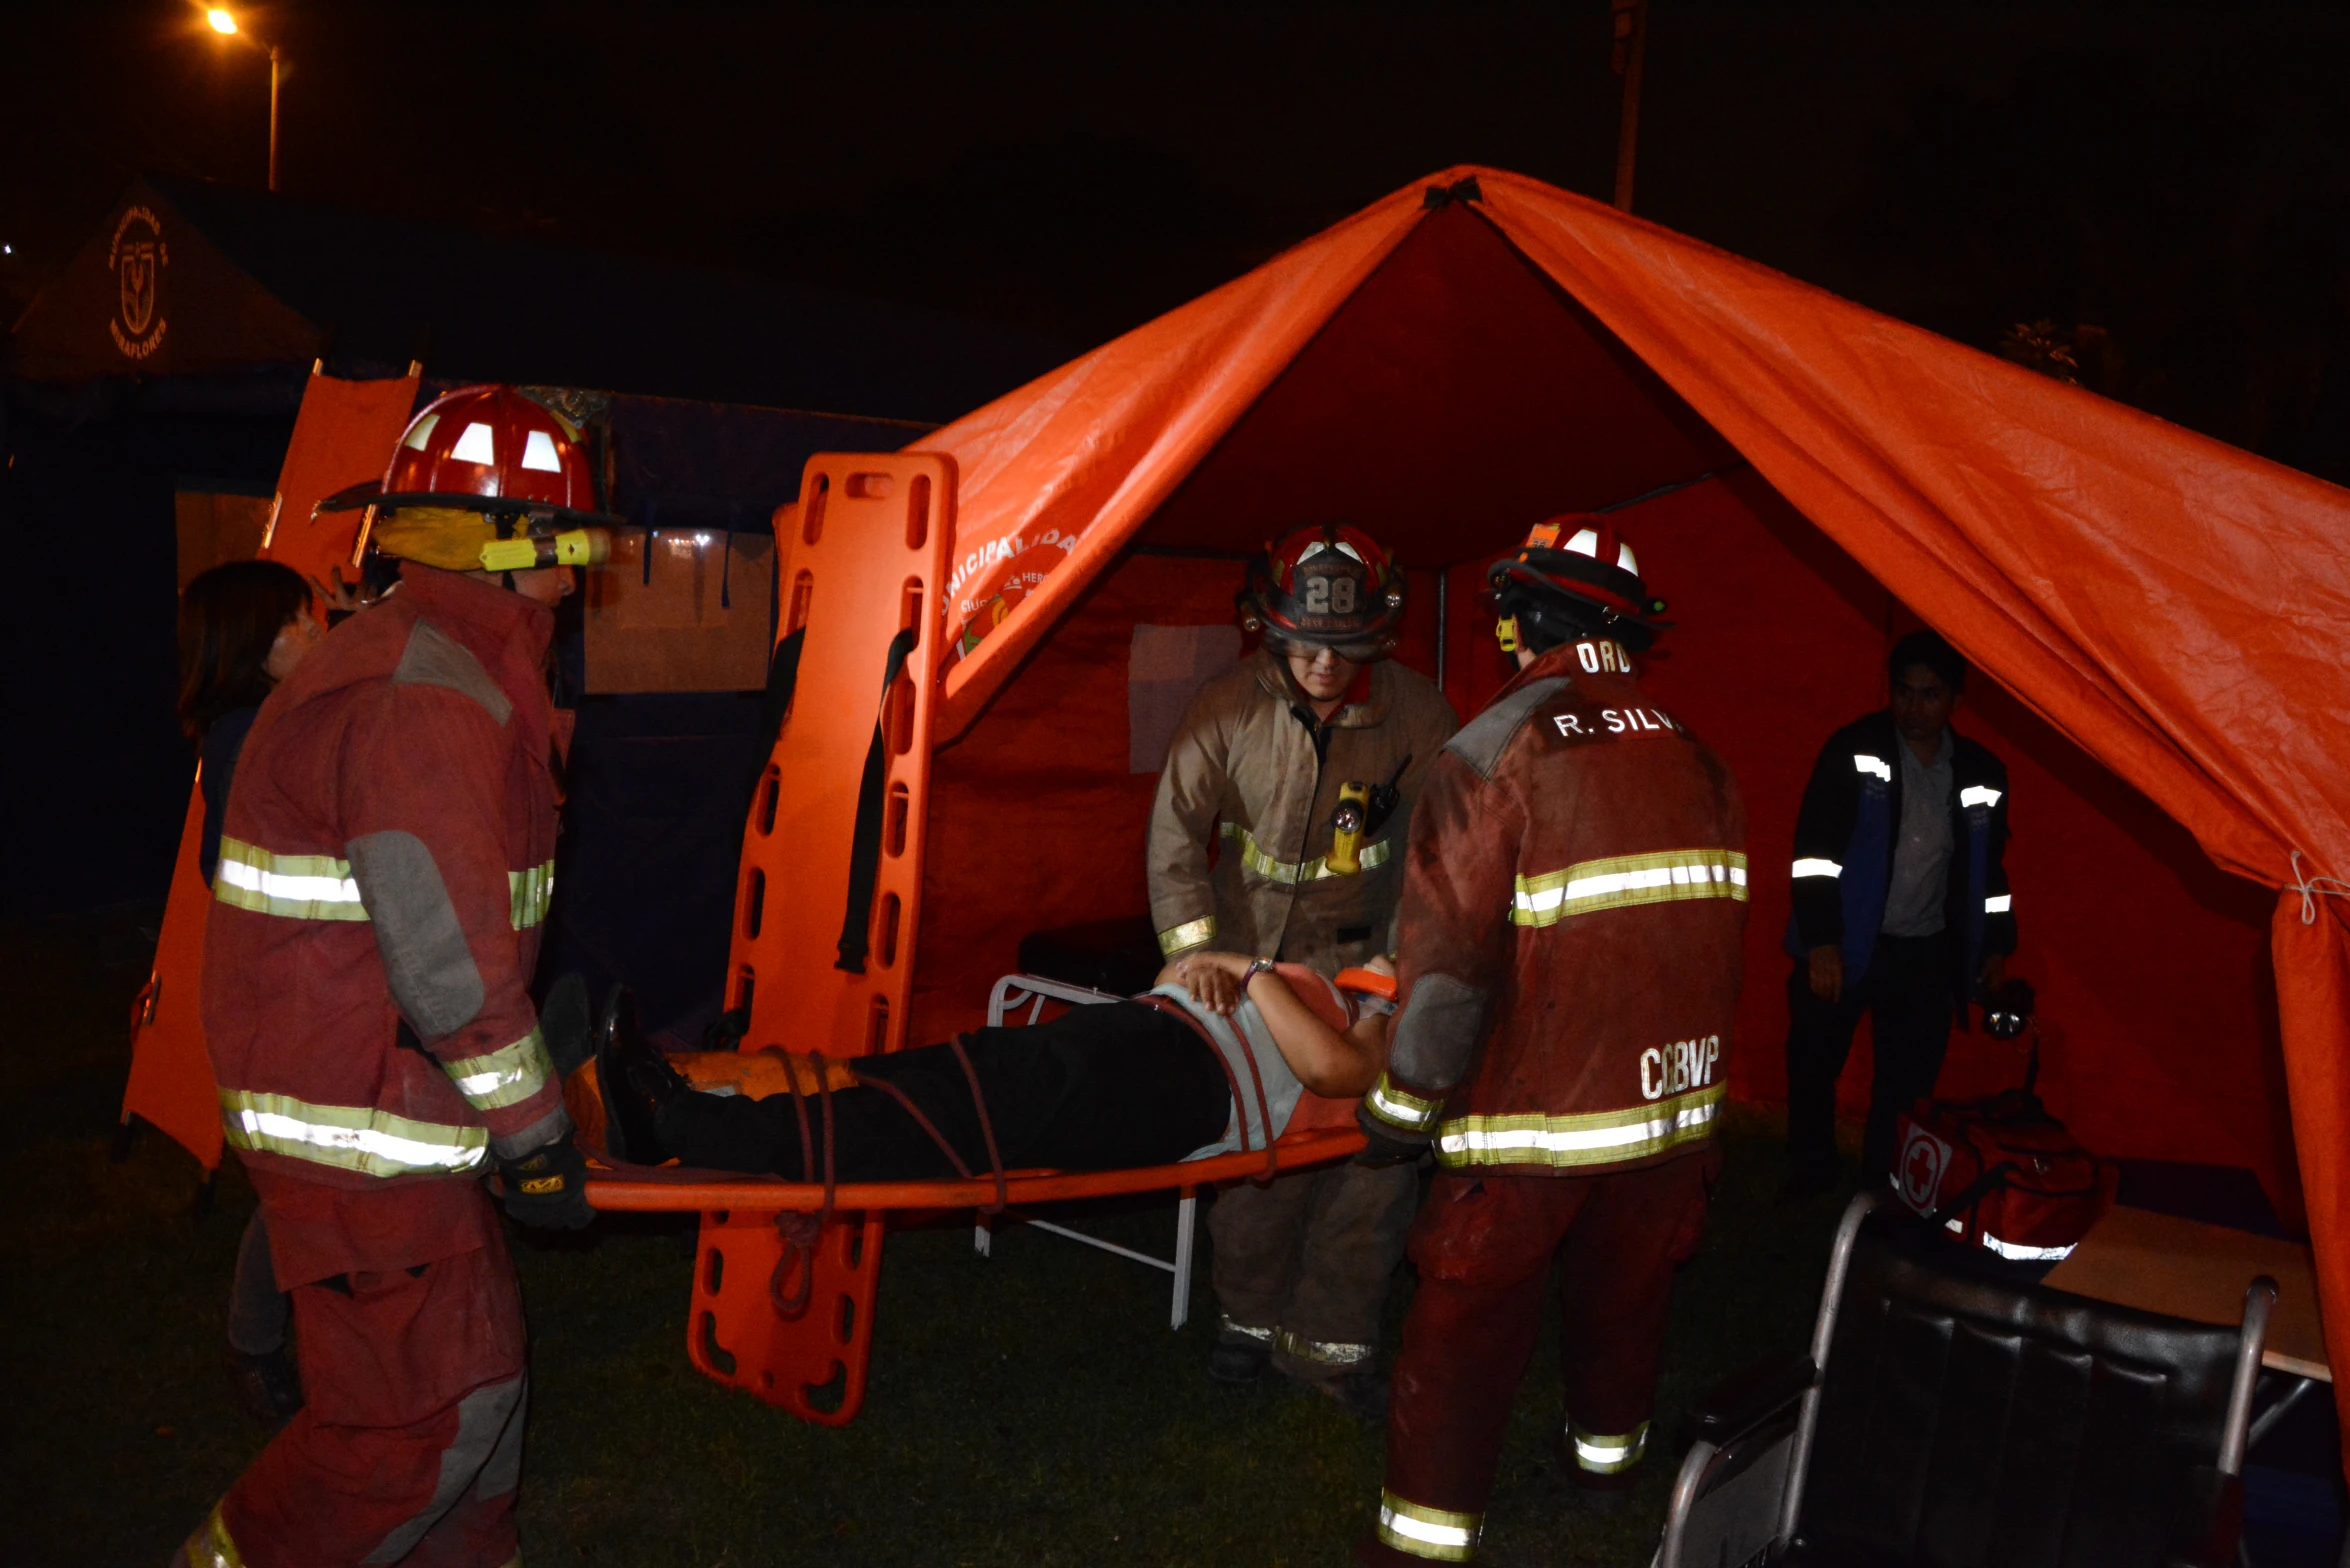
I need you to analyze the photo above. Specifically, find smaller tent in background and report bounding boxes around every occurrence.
[5,176,1063,1017]
[17,176,1063,1175]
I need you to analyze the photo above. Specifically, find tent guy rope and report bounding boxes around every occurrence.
[2289,851,2350,925]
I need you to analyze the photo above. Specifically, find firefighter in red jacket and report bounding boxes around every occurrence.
[177,386,612,1568]
[1355,516,1748,1563]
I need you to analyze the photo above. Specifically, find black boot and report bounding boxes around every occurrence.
[1208,1326,1273,1389]
[1308,1368,1391,1424]
[540,972,593,1078]
[596,983,684,1165]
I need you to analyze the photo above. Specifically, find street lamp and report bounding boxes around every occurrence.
[204,7,282,193]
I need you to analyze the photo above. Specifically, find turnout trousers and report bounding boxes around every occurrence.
[1784,930,1957,1188]
[1210,1159,1420,1383]
[178,1194,529,1568]
[1363,1152,1716,1565]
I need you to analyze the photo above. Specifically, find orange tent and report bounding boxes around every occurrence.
[818,168,2350,1441]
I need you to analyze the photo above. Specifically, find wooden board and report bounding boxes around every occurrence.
[2043,1205,2330,1381]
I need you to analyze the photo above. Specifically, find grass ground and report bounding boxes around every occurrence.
[6,910,1855,1566]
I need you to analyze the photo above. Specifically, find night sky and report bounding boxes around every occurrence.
[8,2,2350,478]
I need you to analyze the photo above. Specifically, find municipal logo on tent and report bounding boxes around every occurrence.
[1897,1123,1951,1217]
[109,205,169,361]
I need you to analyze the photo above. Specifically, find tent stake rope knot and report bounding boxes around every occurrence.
[2290,852,2350,926]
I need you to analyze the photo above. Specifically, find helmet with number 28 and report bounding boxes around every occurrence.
[1237,524,1407,662]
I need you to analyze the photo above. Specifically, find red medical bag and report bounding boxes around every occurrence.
[1892,1089,2117,1263]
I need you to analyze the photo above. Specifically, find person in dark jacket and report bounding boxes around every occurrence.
[177,560,325,1424]
[180,561,323,887]
[1783,630,2017,1198]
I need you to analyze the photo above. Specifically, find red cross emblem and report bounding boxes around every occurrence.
[1897,1124,1950,1216]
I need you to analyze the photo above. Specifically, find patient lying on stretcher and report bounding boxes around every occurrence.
[591,954,1394,1181]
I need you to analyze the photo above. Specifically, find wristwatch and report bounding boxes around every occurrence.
[1242,957,1277,985]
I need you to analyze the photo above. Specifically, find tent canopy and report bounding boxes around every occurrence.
[891,167,2350,1452]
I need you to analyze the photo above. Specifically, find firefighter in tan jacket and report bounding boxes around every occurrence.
[1356,516,1747,1565]
[1148,525,1456,1417]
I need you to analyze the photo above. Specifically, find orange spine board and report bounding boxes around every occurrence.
[727,454,955,1063]
[693,452,953,1424]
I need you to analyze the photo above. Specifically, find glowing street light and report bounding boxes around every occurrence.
[202,6,283,192]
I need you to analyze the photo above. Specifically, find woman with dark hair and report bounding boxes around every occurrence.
[177,559,322,1423]
[179,560,321,886]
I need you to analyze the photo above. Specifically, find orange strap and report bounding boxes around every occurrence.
[769,1050,837,1318]
[842,1038,1009,1215]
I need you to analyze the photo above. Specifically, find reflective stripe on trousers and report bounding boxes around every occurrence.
[1217,1314,1276,1345]
[179,1505,247,1568]
[219,1087,488,1177]
[1434,1085,1722,1171]
[1219,819,1392,884]
[1376,1491,1481,1562]
[1567,1417,1649,1474]
[1511,848,1747,926]
[1275,1325,1374,1367]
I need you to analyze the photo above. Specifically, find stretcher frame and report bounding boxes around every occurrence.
[581,452,1363,1425]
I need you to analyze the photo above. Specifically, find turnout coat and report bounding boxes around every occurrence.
[1147,648,1456,974]
[202,566,570,1282]
[1364,637,1749,1177]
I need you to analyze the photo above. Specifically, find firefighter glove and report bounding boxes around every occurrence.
[1353,1106,1430,1169]
[497,1132,594,1229]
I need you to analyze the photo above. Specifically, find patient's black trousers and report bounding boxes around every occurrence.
[654,1000,1231,1181]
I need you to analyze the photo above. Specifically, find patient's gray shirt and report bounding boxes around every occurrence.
[1148,984,1306,1160]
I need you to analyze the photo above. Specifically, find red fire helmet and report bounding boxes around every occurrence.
[1487,512,1669,651]
[377,385,611,522]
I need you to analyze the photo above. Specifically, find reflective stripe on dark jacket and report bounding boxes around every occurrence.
[1784,710,2016,998]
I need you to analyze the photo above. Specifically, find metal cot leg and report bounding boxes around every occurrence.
[1170,1189,1197,1330]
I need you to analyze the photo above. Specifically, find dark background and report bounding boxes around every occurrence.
[8,1,2350,480]
[7,0,2350,924]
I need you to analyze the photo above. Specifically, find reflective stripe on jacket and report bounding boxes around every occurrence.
[1366,639,1747,1177]
[202,566,570,1205]
[1782,709,2016,996]
[1147,649,1456,975]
